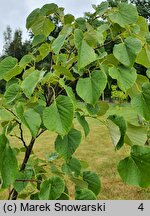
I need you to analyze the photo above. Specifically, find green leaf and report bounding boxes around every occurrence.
[74,29,97,70]
[15,102,24,121]
[31,15,55,37]
[75,188,97,200]
[4,66,22,81]
[26,8,41,29]
[54,65,74,80]
[0,134,8,170]
[109,66,137,92]
[32,35,46,47]
[74,29,84,50]
[131,83,150,121]
[47,152,59,162]
[71,176,88,190]
[75,18,86,31]
[57,186,69,200]
[76,70,107,105]
[59,79,76,106]
[39,176,65,200]
[0,134,18,188]
[76,112,90,137]
[0,57,18,81]
[108,3,138,28]
[146,68,150,78]
[55,128,81,160]
[6,78,19,88]
[62,157,81,177]
[107,119,121,147]
[19,54,34,68]
[64,14,75,24]
[86,103,101,116]
[95,2,108,16]
[6,122,17,135]
[22,67,35,80]
[127,74,149,98]
[136,16,149,37]
[50,165,62,175]
[52,25,72,54]
[13,169,33,192]
[38,43,50,60]
[4,83,21,104]
[30,193,39,200]
[84,30,98,48]
[0,108,14,121]
[21,70,45,98]
[118,145,150,187]
[97,101,109,116]
[113,37,142,67]
[83,171,101,196]
[23,108,41,137]
[106,104,139,126]
[40,3,58,16]
[43,95,74,136]
[136,44,150,68]
[108,115,126,150]
[125,124,147,146]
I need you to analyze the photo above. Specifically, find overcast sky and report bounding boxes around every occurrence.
[0,0,102,55]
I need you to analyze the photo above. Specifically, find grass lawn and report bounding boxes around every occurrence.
[1,115,150,200]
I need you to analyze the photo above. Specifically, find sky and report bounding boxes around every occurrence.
[0,0,102,54]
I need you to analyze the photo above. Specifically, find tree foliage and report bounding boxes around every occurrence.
[2,27,32,60]
[0,1,150,200]
[130,0,150,22]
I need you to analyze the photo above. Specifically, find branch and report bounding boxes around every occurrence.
[95,39,115,50]
[11,136,36,200]
[2,106,27,148]
[10,121,27,149]
[36,128,46,138]
[44,85,54,107]
[18,122,27,149]
[2,106,18,119]
[15,179,38,183]
[8,188,14,200]
[67,47,76,61]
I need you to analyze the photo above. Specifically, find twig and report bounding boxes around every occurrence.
[10,121,27,149]
[11,136,36,200]
[36,128,46,138]
[8,188,14,200]
[2,106,18,119]
[18,123,27,149]
[67,47,76,61]
[15,179,38,183]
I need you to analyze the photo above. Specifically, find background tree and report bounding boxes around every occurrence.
[3,26,12,55]
[130,0,150,22]
[3,27,32,61]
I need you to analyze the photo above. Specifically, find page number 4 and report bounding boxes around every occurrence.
[138,203,144,211]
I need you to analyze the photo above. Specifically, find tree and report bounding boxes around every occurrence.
[3,26,12,54]
[130,0,150,22]
[0,28,32,94]
[3,27,32,61]
[0,1,150,200]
